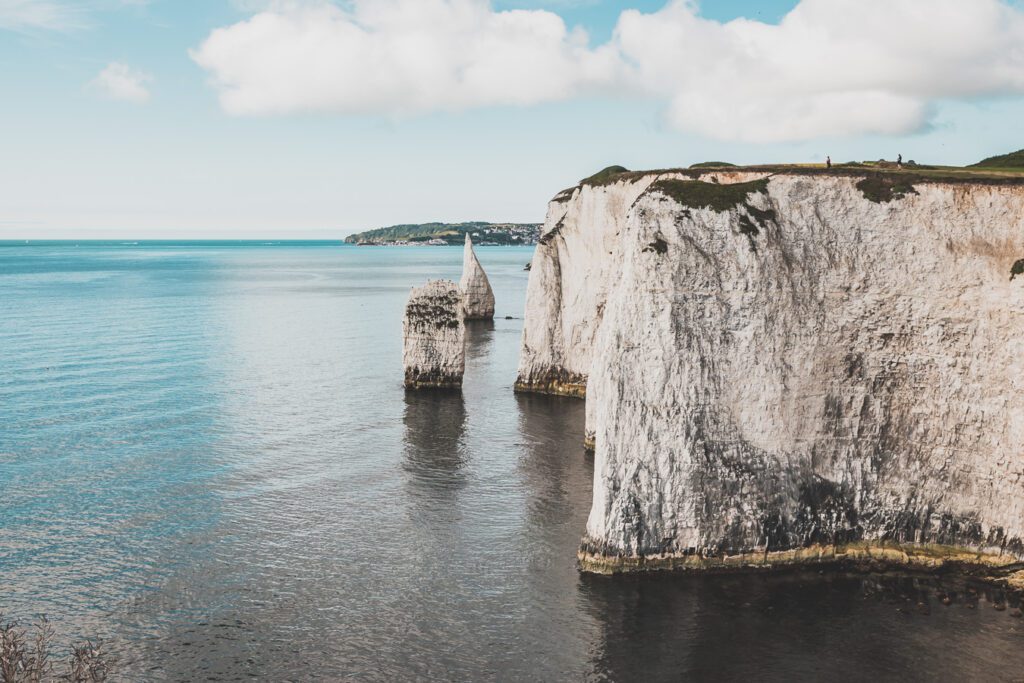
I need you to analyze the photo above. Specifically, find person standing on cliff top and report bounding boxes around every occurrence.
[826,156,832,169]
[898,154,903,167]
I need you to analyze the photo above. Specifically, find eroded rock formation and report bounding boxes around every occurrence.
[403,280,465,390]
[520,166,1024,573]
[460,234,495,320]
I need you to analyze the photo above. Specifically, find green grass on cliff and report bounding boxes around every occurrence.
[569,161,1024,191]
[647,178,770,212]
[561,160,1024,204]
[855,175,920,203]
[580,165,631,187]
[971,149,1024,169]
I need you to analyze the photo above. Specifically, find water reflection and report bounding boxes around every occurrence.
[514,393,592,572]
[402,390,468,499]
[464,320,496,361]
[502,392,602,678]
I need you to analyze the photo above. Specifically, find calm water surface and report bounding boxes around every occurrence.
[3,242,1024,681]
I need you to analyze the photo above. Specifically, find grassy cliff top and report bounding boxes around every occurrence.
[561,161,1024,198]
[971,149,1024,169]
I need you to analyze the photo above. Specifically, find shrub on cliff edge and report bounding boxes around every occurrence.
[580,165,630,187]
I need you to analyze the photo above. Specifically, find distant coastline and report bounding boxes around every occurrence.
[345,221,540,246]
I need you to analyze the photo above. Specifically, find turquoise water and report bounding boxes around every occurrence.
[3,242,1024,681]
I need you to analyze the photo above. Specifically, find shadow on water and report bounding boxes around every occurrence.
[463,319,496,361]
[499,392,604,678]
[514,392,592,555]
[513,391,593,584]
[580,568,1024,682]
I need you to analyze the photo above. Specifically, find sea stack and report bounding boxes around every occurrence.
[518,165,1024,574]
[403,280,465,390]
[460,233,495,320]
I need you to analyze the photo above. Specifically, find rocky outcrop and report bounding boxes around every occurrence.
[520,166,1024,573]
[460,234,495,320]
[403,280,465,390]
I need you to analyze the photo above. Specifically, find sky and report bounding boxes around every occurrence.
[1,0,1023,238]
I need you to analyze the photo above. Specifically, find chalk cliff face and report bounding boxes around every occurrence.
[520,168,1024,571]
[403,280,465,390]
[460,234,495,320]
[515,177,657,397]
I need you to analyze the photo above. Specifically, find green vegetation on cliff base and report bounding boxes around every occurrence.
[577,538,1024,579]
[345,221,540,246]
[971,149,1024,169]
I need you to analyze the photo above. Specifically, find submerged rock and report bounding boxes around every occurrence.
[403,280,465,390]
[460,234,495,320]
[519,167,1024,573]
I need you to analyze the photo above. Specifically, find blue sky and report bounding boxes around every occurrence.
[1,0,1023,237]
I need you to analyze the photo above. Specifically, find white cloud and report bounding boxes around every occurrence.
[88,62,153,103]
[191,0,619,116]
[191,0,1024,142]
[616,0,1024,142]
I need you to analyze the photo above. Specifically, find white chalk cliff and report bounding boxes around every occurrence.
[460,234,495,320]
[403,280,465,390]
[516,175,652,398]
[519,166,1024,572]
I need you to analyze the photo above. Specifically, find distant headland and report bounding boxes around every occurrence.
[345,221,541,246]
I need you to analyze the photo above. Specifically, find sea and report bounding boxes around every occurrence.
[2,241,1024,681]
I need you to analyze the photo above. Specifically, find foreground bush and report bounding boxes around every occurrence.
[0,615,110,682]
